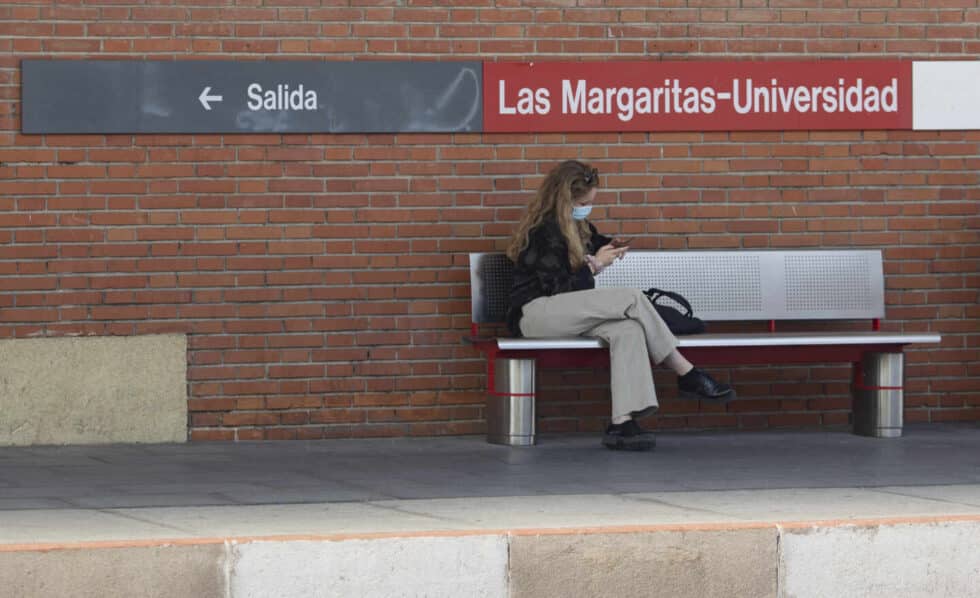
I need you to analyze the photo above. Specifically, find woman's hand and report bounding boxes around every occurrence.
[595,243,629,268]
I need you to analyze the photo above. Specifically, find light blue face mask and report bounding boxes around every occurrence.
[571,204,592,221]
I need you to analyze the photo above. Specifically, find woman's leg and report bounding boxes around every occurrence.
[520,289,669,428]
[520,287,678,364]
[661,350,694,376]
[583,319,657,424]
[520,288,735,403]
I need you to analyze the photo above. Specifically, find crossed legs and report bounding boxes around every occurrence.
[520,287,691,424]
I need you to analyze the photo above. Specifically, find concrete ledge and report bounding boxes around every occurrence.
[231,535,508,598]
[0,334,187,446]
[2,516,978,598]
[0,543,225,598]
[510,527,777,598]
[779,519,980,598]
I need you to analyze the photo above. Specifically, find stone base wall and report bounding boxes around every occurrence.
[0,334,187,446]
[3,519,978,597]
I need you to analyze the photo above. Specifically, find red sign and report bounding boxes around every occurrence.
[483,61,913,133]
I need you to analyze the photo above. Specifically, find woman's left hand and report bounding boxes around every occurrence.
[596,243,629,268]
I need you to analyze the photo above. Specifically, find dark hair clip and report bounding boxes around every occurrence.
[584,168,599,185]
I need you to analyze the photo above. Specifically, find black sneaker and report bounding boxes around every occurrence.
[602,419,656,451]
[678,367,736,403]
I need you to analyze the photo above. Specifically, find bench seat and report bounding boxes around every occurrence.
[486,331,941,351]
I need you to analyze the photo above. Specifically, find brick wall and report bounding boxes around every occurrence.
[1,1,977,441]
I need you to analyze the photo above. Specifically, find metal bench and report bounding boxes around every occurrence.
[466,250,942,446]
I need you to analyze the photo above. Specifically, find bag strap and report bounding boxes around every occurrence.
[643,287,694,317]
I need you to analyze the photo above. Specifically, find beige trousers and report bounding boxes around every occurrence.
[519,287,679,424]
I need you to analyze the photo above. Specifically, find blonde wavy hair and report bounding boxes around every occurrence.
[506,160,599,269]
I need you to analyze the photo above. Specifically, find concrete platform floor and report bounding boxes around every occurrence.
[1,423,979,546]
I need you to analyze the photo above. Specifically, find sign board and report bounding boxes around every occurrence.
[22,60,482,134]
[484,61,912,132]
[20,59,980,134]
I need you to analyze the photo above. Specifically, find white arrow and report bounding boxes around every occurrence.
[198,86,223,111]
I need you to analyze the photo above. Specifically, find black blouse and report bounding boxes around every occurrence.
[506,216,612,336]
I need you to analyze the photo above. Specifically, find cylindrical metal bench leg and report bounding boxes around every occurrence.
[853,352,904,438]
[486,358,535,446]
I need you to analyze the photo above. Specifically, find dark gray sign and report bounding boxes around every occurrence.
[22,60,482,134]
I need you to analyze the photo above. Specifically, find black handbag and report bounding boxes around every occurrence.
[643,287,706,335]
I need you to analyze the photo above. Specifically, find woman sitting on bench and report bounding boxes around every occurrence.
[505,159,736,451]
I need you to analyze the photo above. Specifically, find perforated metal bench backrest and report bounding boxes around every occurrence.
[469,250,885,323]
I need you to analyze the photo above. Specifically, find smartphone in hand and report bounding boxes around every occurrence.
[611,236,634,248]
